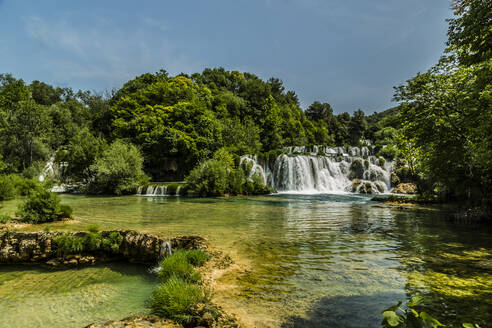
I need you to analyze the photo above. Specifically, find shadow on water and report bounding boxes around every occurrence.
[281,293,400,328]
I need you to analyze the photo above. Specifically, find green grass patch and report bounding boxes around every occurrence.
[150,275,210,324]
[158,249,208,283]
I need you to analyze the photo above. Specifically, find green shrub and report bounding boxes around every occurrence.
[102,231,123,252]
[54,235,85,256]
[227,169,245,195]
[159,250,201,283]
[0,175,16,201]
[86,140,149,195]
[13,176,40,196]
[16,189,72,223]
[150,276,210,324]
[251,175,274,195]
[377,144,398,160]
[85,232,102,251]
[184,249,210,267]
[185,160,228,197]
[59,204,73,219]
[0,214,11,224]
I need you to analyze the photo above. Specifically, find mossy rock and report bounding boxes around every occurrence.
[349,160,364,180]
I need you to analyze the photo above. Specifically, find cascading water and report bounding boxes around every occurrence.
[136,184,181,196]
[240,146,393,194]
[150,241,173,273]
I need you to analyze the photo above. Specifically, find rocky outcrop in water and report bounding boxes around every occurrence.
[0,230,206,266]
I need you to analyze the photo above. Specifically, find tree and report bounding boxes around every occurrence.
[305,102,334,122]
[0,99,51,171]
[348,109,368,145]
[86,140,148,195]
[62,128,107,182]
[447,0,492,66]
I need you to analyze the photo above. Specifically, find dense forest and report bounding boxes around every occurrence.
[0,67,395,190]
[0,0,489,207]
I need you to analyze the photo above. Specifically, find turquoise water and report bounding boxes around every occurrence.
[0,194,491,327]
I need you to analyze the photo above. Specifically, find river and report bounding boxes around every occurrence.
[0,193,491,327]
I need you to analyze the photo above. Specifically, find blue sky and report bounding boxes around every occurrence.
[0,0,452,113]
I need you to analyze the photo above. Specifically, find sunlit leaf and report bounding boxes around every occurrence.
[420,312,445,327]
[382,310,403,327]
[382,301,403,313]
[407,295,423,307]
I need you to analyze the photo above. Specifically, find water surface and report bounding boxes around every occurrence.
[0,194,491,327]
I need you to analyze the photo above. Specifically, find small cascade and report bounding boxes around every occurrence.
[160,241,172,258]
[146,185,155,195]
[136,184,183,196]
[39,156,56,182]
[241,146,393,194]
[150,241,173,274]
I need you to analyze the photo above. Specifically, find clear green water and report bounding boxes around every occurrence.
[0,194,491,327]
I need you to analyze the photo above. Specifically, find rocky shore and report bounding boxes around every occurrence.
[0,230,206,267]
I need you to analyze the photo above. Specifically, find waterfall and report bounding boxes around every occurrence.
[136,184,182,196]
[241,146,393,194]
[160,241,172,258]
[39,156,56,182]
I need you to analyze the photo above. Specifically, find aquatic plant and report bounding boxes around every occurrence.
[158,249,204,283]
[150,275,210,324]
[382,296,443,328]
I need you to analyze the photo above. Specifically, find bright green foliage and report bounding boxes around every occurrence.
[150,276,210,324]
[16,188,72,223]
[60,127,107,182]
[85,232,102,251]
[447,0,492,66]
[101,231,124,252]
[54,231,123,255]
[393,0,492,205]
[382,297,444,328]
[54,235,86,256]
[185,156,273,197]
[158,249,207,283]
[0,175,16,201]
[185,160,229,197]
[86,140,148,195]
[151,249,212,325]
[183,249,210,267]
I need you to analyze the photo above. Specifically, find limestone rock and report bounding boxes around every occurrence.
[392,182,417,194]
